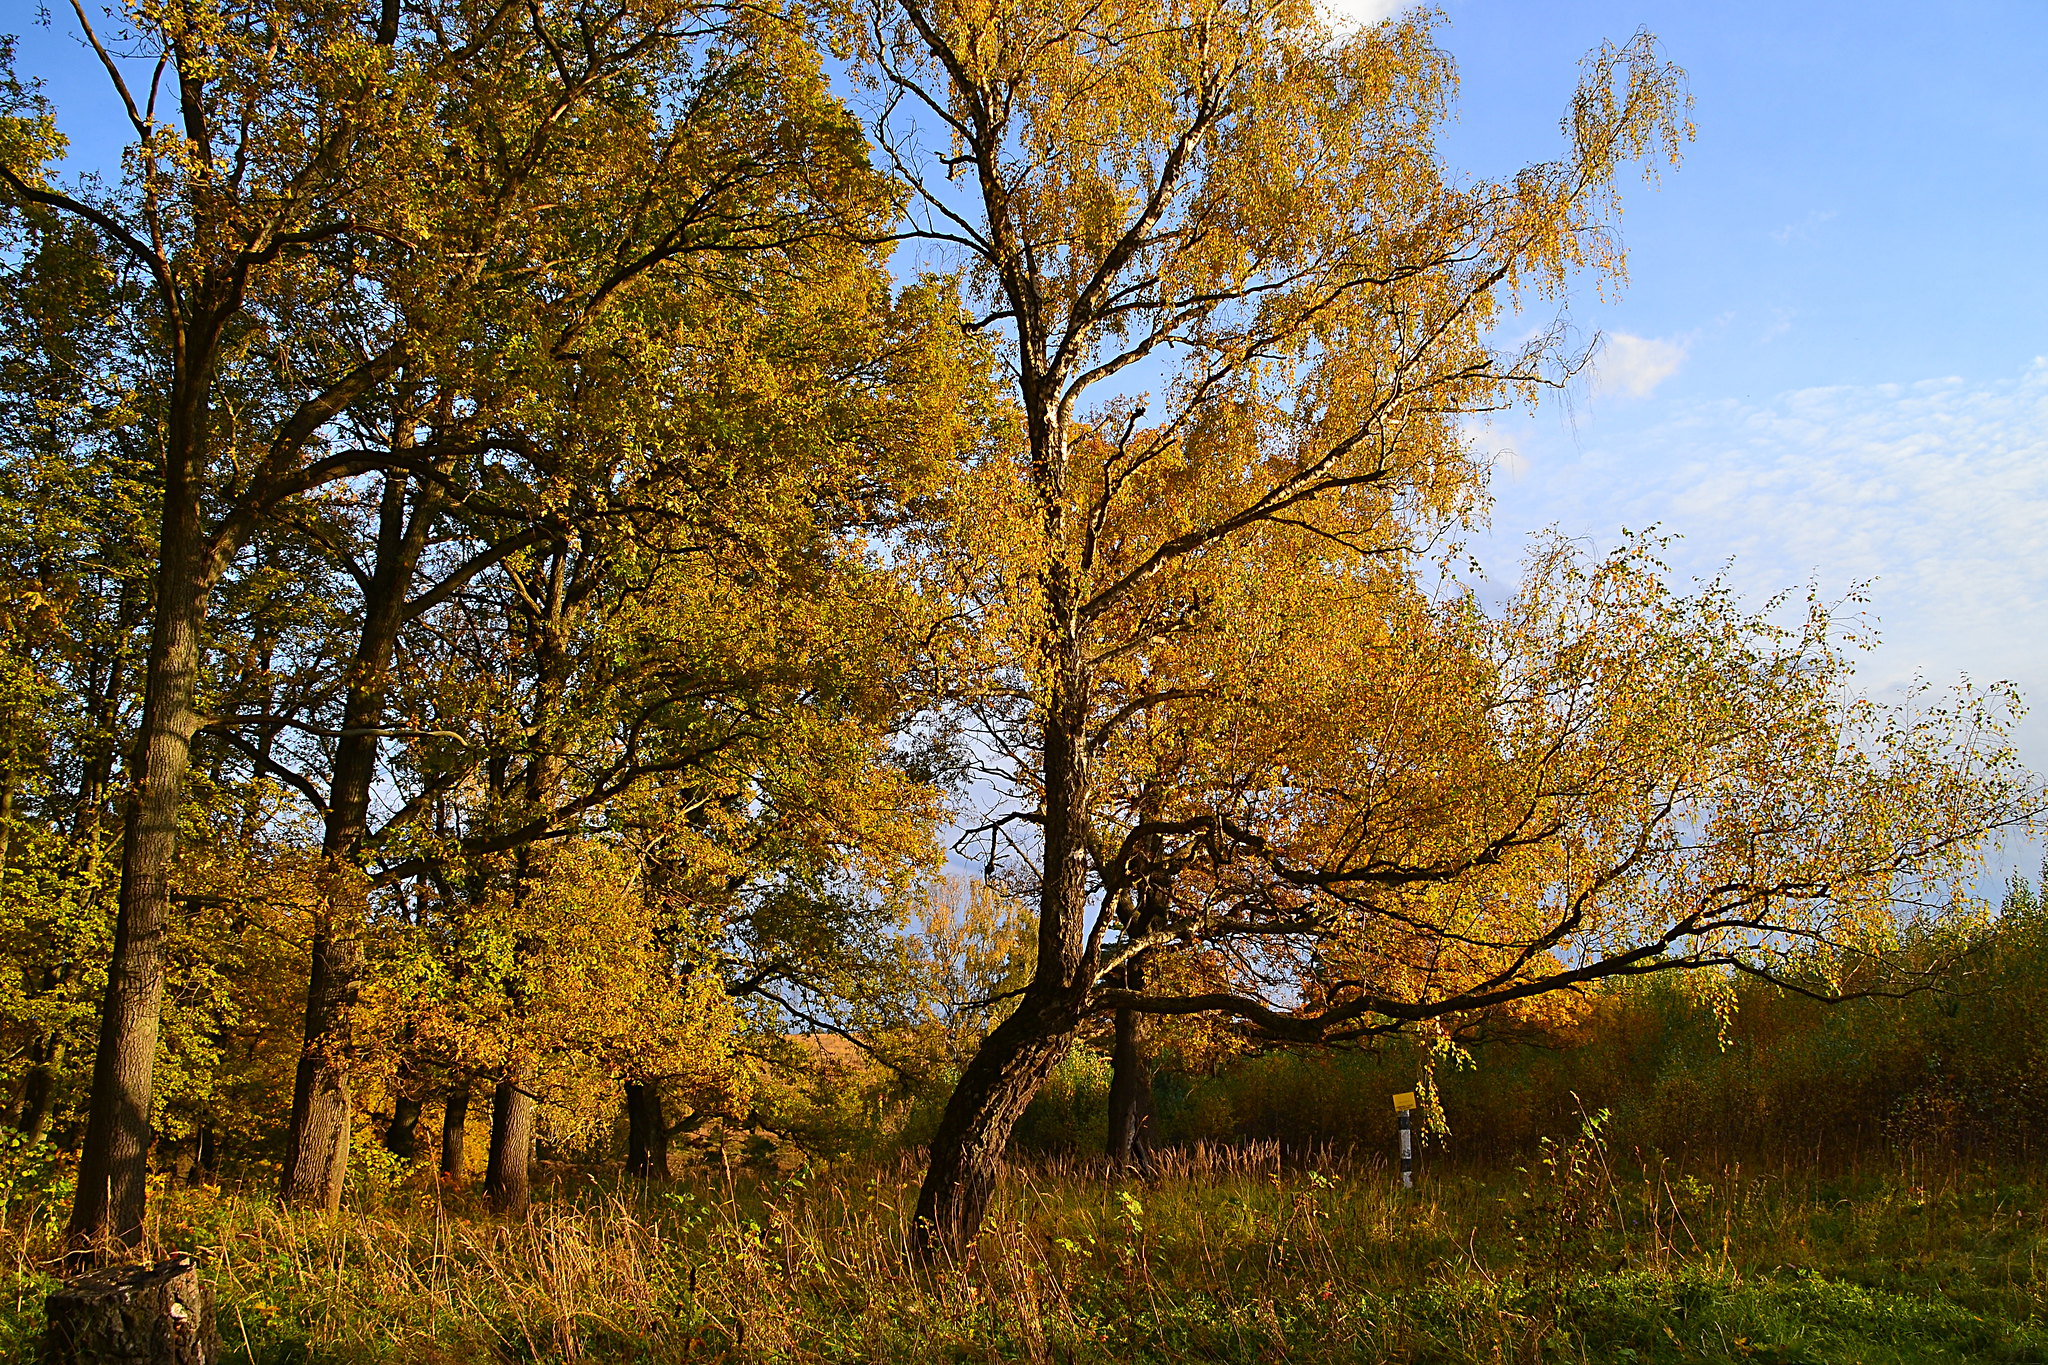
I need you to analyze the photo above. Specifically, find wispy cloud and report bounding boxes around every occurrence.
[1593,332,1689,398]
[1482,361,2048,757]
[1770,209,1837,245]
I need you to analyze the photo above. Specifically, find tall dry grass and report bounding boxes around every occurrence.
[5,1132,2046,1362]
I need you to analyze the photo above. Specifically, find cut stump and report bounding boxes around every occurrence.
[43,1254,217,1365]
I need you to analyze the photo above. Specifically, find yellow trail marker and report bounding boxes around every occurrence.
[1392,1093,1417,1188]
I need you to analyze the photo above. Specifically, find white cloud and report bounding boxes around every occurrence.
[1594,331,1689,398]
[1318,0,1406,30]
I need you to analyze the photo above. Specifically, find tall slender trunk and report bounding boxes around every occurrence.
[20,594,136,1153]
[484,1080,535,1215]
[477,544,570,1219]
[439,1075,471,1180]
[1107,846,1165,1169]
[625,1081,668,1180]
[0,775,15,890]
[283,468,433,1208]
[68,548,208,1251]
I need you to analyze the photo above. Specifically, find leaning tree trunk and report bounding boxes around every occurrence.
[68,550,209,1254]
[624,1081,669,1180]
[484,1079,536,1215]
[911,999,1081,1260]
[439,1076,471,1180]
[911,613,1096,1262]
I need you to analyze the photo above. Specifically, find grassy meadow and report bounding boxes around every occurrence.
[4,1137,2047,1363]
[15,912,2048,1365]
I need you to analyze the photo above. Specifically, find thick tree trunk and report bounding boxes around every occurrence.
[1106,1006,1154,1168]
[278,926,356,1211]
[624,1081,668,1180]
[384,1095,424,1161]
[439,1076,471,1180]
[484,1080,536,1215]
[282,471,430,1208]
[911,1001,1079,1260]
[1105,877,1163,1170]
[68,558,207,1253]
[478,553,568,1219]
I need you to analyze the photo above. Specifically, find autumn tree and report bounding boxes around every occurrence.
[319,230,985,1208]
[230,0,910,1212]
[0,0,462,1249]
[856,0,2031,1259]
[0,0,937,1243]
[1088,534,2026,1122]
[0,189,155,1147]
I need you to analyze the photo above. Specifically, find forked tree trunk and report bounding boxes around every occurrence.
[439,1077,471,1180]
[625,1082,668,1180]
[484,1080,535,1215]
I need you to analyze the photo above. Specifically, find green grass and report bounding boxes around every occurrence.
[4,1140,2046,1362]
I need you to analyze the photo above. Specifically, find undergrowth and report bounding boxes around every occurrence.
[4,1133,2045,1363]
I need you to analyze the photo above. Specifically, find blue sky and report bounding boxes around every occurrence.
[1372,1,2048,875]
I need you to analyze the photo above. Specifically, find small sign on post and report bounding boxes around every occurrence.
[1392,1091,1416,1189]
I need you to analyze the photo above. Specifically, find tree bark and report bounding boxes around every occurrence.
[42,1253,217,1365]
[1106,861,1165,1170]
[185,1125,216,1185]
[625,1081,669,1180]
[16,1029,67,1143]
[911,515,1095,1260]
[278,925,355,1211]
[1106,1005,1154,1169]
[439,1076,471,1180]
[484,1079,535,1215]
[911,1000,1079,1260]
[68,555,208,1252]
[383,1096,424,1161]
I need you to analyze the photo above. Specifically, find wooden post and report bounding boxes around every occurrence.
[42,1254,216,1364]
[1392,1091,1416,1190]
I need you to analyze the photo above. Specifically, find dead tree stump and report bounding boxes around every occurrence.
[42,1254,217,1365]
